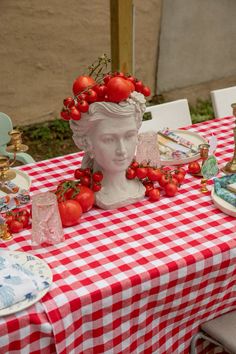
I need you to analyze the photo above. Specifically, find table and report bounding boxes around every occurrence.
[0,116,236,354]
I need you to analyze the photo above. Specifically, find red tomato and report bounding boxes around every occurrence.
[106,77,132,103]
[64,187,76,200]
[5,214,15,227]
[136,167,148,180]
[126,167,136,180]
[76,100,89,113]
[60,109,70,121]
[188,161,201,174]
[126,80,135,92]
[142,86,151,97]
[85,89,98,103]
[145,184,154,197]
[135,80,143,92]
[58,200,82,227]
[92,171,103,182]
[147,168,162,182]
[74,168,84,179]
[176,167,186,176]
[70,107,81,121]
[9,220,24,233]
[73,186,95,213]
[171,176,179,186]
[63,97,75,108]
[159,173,171,188]
[73,75,96,96]
[17,215,29,228]
[92,182,102,192]
[173,171,185,184]
[130,160,139,169]
[80,175,91,187]
[103,74,112,85]
[148,188,160,201]
[126,76,136,84]
[95,84,108,99]
[165,182,178,197]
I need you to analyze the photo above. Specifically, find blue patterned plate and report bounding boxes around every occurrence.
[0,251,52,316]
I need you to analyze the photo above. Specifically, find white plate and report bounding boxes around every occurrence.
[0,170,31,197]
[0,251,52,316]
[211,188,236,218]
[159,130,207,166]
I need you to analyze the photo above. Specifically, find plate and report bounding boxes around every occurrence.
[159,130,207,166]
[211,188,236,218]
[0,170,31,197]
[0,251,52,316]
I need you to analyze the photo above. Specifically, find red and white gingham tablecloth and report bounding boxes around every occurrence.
[0,117,236,354]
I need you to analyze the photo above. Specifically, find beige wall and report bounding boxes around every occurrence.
[0,0,161,126]
[158,0,236,100]
[1,0,236,126]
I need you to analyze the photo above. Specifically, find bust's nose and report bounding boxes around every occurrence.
[116,138,127,156]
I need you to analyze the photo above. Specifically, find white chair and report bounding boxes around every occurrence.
[139,99,192,133]
[190,310,236,354]
[210,86,236,118]
[0,112,35,164]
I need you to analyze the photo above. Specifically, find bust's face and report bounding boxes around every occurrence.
[89,115,137,173]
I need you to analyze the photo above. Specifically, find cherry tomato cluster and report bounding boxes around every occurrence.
[55,178,96,227]
[74,167,103,192]
[3,208,31,233]
[61,57,151,121]
[126,160,186,201]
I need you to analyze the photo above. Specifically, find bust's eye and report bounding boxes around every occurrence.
[102,136,115,144]
[125,132,136,139]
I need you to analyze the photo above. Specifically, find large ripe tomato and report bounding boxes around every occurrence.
[73,186,95,213]
[106,77,132,103]
[58,199,82,227]
[73,76,96,96]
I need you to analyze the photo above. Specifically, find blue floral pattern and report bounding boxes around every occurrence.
[0,251,52,315]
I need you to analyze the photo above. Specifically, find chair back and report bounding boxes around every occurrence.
[0,112,13,147]
[140,99,192,133]
[211,86,236,118]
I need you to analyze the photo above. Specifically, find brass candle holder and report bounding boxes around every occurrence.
[6,129,29,153]
[222,103,236,174]
[0,129,29,185]
[199,143,210,193]
[0,156,16,181]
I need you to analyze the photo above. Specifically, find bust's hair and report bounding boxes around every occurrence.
[70,93,146,151]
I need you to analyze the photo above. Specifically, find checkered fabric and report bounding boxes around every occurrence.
[0,117,236,354]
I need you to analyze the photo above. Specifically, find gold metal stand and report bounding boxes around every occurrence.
[222,103,236,174]
[0,129,29,185]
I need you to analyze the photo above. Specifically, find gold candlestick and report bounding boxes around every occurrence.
[0,128,29,184]
[222,103,236,174]
[0,222,12,241]
[0,156,16,181]
[6,129,28,153]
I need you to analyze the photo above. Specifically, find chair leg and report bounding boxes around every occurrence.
[190,331,225,354]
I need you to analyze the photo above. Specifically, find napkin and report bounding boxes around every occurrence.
[0,252,50,310]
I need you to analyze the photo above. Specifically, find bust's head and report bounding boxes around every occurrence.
[70,91,146,173]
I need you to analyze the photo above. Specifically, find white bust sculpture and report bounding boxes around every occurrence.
[70,91,146,209]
